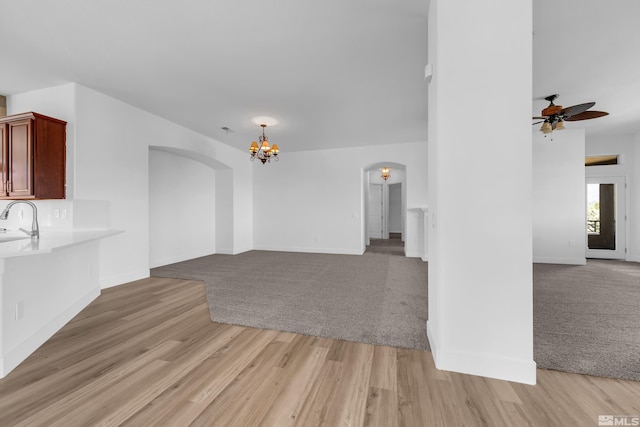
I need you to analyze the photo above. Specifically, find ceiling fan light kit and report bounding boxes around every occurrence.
[533,94,609,135]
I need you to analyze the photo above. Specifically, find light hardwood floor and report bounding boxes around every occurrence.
[0,277,638,426]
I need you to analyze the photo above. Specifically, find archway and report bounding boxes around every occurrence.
[361,162,407,253]
[148,146,234,267]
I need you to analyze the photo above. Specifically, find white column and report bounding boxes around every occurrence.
[427,0,536,384]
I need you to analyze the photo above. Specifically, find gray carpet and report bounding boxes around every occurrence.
[534,260,640,381]
[366,238,405,256]
[152,251,640,381]
[151,250,429,350]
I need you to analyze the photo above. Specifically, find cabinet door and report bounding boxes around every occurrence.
[0,124,7,196]
[7,119,34,198]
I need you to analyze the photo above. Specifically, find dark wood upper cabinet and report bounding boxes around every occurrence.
[0,124,6,196]
[0,112,66,200]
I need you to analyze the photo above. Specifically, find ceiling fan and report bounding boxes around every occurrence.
[533,94,609,134]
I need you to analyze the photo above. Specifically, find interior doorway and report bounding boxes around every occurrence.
[362,163,406,251]
[366,182,402,241]
[586,176,626,259]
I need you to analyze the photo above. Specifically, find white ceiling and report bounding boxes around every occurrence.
[533,0,640,138]
[0,0,428,153]
[1,1,639,153]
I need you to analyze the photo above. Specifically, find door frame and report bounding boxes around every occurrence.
[586,176,626,260]
[361,162,407,252]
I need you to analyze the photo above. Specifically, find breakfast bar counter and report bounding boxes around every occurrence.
[0,229,122,258]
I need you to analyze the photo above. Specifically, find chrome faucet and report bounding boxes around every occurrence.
[0,201,39,240]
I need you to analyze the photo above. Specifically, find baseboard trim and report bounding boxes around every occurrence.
[100,269,150,289]
[1,288,100,378]
[427,320,439,361]
[435,348,536,385]
[150,250,216,269]
[215,248,234,255]
[231,246,253,255]
[626,254,640,263]
[533,256,586,265]
[427,321,536,385]
[252,245,363,256]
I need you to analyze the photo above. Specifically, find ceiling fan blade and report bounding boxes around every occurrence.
[532,116,548,120]
[559,102,595,118]
[532,121,544,125]
[564,110,609,121]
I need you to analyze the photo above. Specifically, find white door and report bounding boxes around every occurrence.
[368,183,383,239]
[586,176,626,259]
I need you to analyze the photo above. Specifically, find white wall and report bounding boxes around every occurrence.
[73,85,151,286]
[252,141,427,255]
[407,207,428,261]
[216,169,234,254]
[3,82,254,375]
[74,84,254,285]
[586,132,639,261]
[149,149,216,267]
[1,241,100,377]
[8,82,426,280]
[532,129,586,264]
[139,116,254,256]
[632,131,640,261]
[427,0,535,384]
[9,83,253,288]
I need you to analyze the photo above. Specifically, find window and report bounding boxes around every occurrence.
[585,155,618,166]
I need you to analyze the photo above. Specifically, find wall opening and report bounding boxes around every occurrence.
[148,146,233,267]
[361,162,407,253]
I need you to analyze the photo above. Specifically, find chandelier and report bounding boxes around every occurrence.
[381,167,391,181]
[249,124,279,164]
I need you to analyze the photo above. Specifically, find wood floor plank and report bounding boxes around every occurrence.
[126,326,276,426]
[364,387,399,427]
[189,340,291,426]
[294,342,374,426]
[369,345,397,391]
[256,339,330,427]
[14,340,180,427]
[186,328,280,405]
[293,359,346,426]
[397,348,431,426]
[1,277,639,427]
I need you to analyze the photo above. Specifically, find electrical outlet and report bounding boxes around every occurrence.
[54,209,60,218]
[61,209,67,219]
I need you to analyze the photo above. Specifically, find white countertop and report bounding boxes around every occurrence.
[0,229,122,258]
